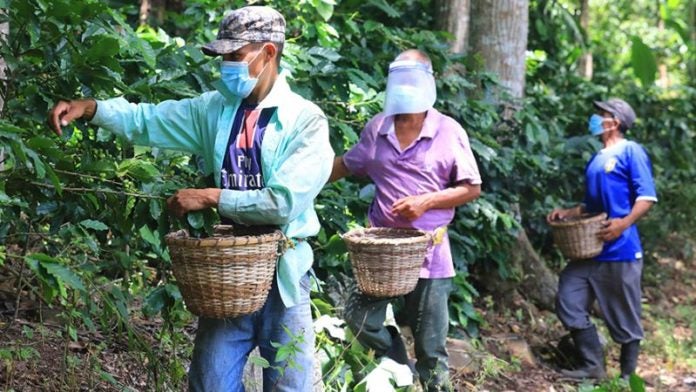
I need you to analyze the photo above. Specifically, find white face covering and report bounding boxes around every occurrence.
[383,60,437,116]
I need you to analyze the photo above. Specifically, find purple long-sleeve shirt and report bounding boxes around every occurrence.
[343,109,481,278]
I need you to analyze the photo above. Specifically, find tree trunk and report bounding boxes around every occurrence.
[139,0,150,26]
[436,0,471,54]
[656,0,670,88]
[0,11,8,171]
[576,0,593,80]
[469,0,529,100]
[690,0,696,82]
[467,1,558,310]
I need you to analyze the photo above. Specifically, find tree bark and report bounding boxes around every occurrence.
[656,0,670,88]
[469,0,529,100]
[576,0,593,80]
[467,1,558,310]
[0,11,8,171]
[436,0,471,54]
[139,0,150,26]
[690,0,696,82]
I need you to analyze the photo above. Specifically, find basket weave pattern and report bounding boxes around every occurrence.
[549,213,607,259]
[165,226,283,319]
[343,228,431,298]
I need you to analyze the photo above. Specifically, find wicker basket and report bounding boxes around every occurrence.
[342,227,431,297]
[165,226,284,319]
[549,213,607,259]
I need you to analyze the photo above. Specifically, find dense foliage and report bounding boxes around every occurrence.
[1,0,694,389]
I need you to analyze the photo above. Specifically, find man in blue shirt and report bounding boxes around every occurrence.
[48,6,333,391]
[548,98,656,380]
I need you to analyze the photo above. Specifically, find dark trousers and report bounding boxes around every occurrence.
[345,278,453,391]
[556,259,644,343]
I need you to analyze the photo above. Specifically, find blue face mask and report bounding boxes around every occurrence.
[588,114,608,136]
[220,49,266,98]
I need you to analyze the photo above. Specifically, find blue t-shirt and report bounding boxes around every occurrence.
[220,103,276,224]
[583,140,657,261]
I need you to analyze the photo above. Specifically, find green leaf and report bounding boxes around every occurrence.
[187,211,204,230]
[248,355,271,368]
[630,36,657,87]
[629,374,646,392]
[79,219,109,231]
[84,35,120,61]
[143,286,167,316]
[41,261,86,292]
[139,225,161,247]
[149,199,162,220]
[366,0,400,18]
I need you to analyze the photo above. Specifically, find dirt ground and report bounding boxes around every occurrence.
[1,238,695,391]
[452,237,696,392]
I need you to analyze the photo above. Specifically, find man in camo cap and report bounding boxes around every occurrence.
[49,6,332,391]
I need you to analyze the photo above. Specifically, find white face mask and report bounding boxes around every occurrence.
[383,60,437,116]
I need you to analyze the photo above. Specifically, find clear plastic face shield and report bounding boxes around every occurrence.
[383,60,437,116]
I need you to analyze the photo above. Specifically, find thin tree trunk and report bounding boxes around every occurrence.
[469,0,529,100]
[139,0,151,26]
[436,0,471,54]
[576,0,593,80]
[691,0,696,82]
[0,11,8,171]
[656,0,670,87]
[468,1,558,310]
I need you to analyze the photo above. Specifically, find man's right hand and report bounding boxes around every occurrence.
[49,99,97,136]
[546,206,581,223]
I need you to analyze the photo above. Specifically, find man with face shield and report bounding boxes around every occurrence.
[330,50,482,391]
[547,98,656,380]
[48,6,333,391]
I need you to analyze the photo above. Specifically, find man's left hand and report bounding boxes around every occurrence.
[167,188,221,218]
[598,218,628,241]
[392,194,431,221]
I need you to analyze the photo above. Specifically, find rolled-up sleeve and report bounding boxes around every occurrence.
[218,113,334,225]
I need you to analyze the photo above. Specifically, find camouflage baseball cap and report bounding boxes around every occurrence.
[202,6,285,56]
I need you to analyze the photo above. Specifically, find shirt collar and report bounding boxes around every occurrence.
[378,108,439,139]
[213,69,296,126]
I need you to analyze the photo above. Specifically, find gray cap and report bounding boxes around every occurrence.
[593,98,636,131]
[202,6,285,56]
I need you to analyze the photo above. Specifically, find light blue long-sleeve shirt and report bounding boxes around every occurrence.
[90,72,334,307]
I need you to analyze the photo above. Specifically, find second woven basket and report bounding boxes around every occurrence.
[549,212,607,259]
[342,227,431,297]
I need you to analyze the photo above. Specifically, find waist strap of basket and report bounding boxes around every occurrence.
[283,237,305,251]
[432,227,447,245]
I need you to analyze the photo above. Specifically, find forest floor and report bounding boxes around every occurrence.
[1,236,694,391]
[457,235,696,392]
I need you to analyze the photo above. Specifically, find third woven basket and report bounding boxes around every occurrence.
[165,226,284,319]
[342,227,431,297]
[549,212,607,259]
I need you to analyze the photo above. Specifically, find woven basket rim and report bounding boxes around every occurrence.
[164,226,284,247]
[342,227,431,246]
[548,212,607,228]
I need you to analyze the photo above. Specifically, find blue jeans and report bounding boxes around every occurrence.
[188,273,315,392]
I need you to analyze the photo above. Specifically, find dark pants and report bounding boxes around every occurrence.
[556,259,644,343]
[345,278,453,391]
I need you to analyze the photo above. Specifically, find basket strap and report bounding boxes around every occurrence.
[278,236,306,255]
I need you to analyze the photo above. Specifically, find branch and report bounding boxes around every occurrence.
[29,181,166,200]
[52,168,124,186]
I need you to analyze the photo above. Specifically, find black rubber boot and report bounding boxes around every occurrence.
[620,340,640,379]
[560,325,607,380]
